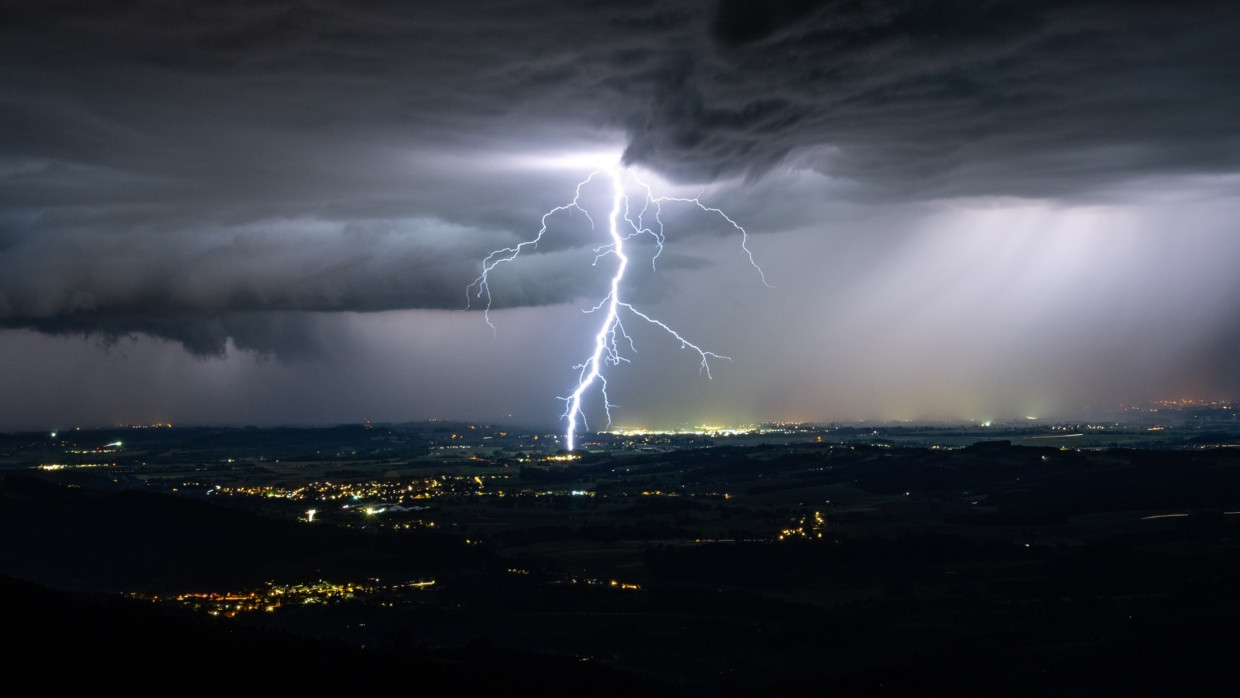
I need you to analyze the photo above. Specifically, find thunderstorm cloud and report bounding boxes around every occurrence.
[1,0,1238,428]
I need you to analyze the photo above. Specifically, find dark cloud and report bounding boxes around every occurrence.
[626,0,1240,189]
[6,1,1237,190]
[20,311,341,360]
[1,0,1238,358]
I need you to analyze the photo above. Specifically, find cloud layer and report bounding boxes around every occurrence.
[1,1,1238,428]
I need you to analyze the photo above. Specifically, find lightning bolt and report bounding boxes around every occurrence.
[468,163,769,451]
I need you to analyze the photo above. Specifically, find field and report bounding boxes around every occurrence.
[2,422,1239,695]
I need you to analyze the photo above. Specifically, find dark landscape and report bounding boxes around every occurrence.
[3,414,1239,696]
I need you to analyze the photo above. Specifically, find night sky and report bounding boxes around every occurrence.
[2,1,1239,434]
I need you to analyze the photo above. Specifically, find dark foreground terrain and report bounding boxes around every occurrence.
[2,424,1239,695]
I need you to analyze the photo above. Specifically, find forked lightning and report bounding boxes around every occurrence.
[468,164,767,451]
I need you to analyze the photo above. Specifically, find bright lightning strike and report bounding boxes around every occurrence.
[468,163,769,452]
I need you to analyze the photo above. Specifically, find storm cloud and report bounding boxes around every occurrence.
[1,1,1238,428]
[633,0,1240,190]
